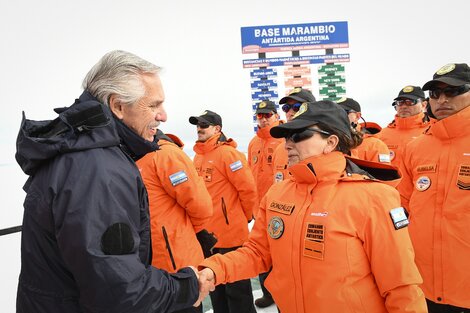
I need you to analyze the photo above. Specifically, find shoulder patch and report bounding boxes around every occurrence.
[378,153,391,163]
[169,170,188,186]
[101,223,135,255]
[230,160,243,172]
[389,207,409,230]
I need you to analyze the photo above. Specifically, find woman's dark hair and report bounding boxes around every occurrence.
[315,122,363,154]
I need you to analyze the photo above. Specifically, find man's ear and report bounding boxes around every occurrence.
[109,95,124,119]
[324,135,339,154]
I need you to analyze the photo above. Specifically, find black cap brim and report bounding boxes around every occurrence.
[279,95,306,104]
[270,119,318,138]
[189,116,211,125]
[393,94,422,101]
[422,77,468,90]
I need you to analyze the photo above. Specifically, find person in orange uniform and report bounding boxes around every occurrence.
[137,129,214,313]
[336,97,391,164]
[398,63,470,313]
[377,85,430,167]
[198,101,427,313]
[248,100,284,209]
[272,87,316,184]
[189,110,257,313]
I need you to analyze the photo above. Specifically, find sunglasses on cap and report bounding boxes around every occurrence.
[197,122,212,129]
[256,112,274,119]
[428,84,470,99]
[285,128,331,143]
[281,102,302,113]
[394,99,419,107]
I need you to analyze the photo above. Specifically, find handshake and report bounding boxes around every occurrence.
[189,267,216,307]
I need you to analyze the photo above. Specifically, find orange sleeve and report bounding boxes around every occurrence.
[158,145,213,232]
[396,143,414,211]
[221,148,258,221]
[361,185,426,313]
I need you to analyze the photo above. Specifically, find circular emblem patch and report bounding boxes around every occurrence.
[402,86,414,93]
[436,63,455,75]
[289,87,302,95]
[336,96,347,103]
[267,216,284,239]
[259,101,267,108]
[274,172,284,183]
[415,176,431,191]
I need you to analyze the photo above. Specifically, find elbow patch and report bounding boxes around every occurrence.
[101,223,135,255]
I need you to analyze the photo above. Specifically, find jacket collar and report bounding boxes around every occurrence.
[256,120,282,139]
[114,116,158,161]
[289,151,345,186]
[428,105,470,140]
[389,112,429,129]
[193,132,236,154]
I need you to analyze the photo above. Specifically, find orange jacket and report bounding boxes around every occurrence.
[248,120,284,209]
[351,122,391,164]
[397,106,470,308]
[201,152,426,313]
[193,133,258,248]
[136,132,213,272]
[272,139,289,183]
[377,112,430,167]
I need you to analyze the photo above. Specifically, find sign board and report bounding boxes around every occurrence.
[250,79,278,89]
[318,64,345,73]
[251,90,279,100]
[319,76,346,85]
[284,77,311,88]
[241,21,349,54]
[250,68,277,78]
[319,86,346,95]
[284,66,311,76]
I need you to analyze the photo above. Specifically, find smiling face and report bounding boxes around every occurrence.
[110,73,167,141]
[429,83,470,120]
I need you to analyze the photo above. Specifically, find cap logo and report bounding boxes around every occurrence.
[336,97,347,103]
[293,103,308,119]
[402,86,414,93]
[259,101,267,108]
[436,63,456,75]
[201,110,208,115]
[289,87,302,95]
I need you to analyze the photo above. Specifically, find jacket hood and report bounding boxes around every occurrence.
[15,91,157,175]
[359,121,382,135]
[193,132,236,154]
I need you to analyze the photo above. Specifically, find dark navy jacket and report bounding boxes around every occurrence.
[15,91,198,313]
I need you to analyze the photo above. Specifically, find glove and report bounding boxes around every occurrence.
[196,229,218,258]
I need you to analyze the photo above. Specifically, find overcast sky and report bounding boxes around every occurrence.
[0,0,468,309]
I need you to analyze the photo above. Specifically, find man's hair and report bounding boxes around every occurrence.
[82,50,161,106]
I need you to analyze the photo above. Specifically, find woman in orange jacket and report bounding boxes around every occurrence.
[198,101,427,313]
[136,130,213,273]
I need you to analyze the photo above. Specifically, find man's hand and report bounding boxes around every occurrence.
[192,267,215,307]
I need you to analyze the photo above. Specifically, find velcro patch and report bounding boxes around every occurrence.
[389,207,409,230]
[169,170,188,186]
[417,164,437,173]
[378,153,391,163]
[230,160,243,172]
[101,223,134,255]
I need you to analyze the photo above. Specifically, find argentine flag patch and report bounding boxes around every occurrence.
[389,207,409,230]
[230,160,243,172]
[169,170,188,186]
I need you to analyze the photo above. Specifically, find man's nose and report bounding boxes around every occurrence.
[157,108,167,122]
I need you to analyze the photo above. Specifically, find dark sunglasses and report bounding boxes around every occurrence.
[281,102,302,113]
[429,84,470,99]
[394,99,419,107]
[286,128,331,143]
[256,112,274,119]
[197,122,211,129]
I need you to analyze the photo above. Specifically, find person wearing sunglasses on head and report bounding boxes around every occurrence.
[336,97,391,164]
[272,87,316,185]
[189,110,258,313]
[248,100,284,213]
[197,101,427,313]
[377,86,431,168]
[397,63,470,313]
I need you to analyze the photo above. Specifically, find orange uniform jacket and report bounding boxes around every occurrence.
[377,112,430,167]
[201,152,426,313]
[351,122,391,164]
[136,132,213,272]
[193,133,258,248]
[272,140,289,183]
[398,106,470,308]
[248,121,284,211]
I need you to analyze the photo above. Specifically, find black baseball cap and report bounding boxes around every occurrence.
[189,110,222,127]
[393,85,425,103]
[255,100,277,114]
[422,63,470,90]
[270,100,352,140]
[279,87,316,104]
[336,97,361,113]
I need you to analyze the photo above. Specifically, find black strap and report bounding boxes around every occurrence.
[0,225,22,236]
